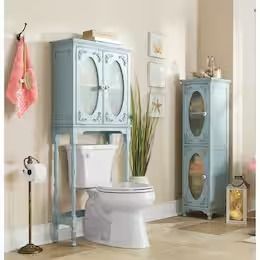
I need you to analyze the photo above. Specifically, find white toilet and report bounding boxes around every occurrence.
[66,144,155,248]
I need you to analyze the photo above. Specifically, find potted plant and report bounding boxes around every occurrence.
[129,81,158,184]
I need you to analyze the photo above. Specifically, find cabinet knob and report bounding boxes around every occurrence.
[100,85,110,91]
[202,174,207,180]
[190,112,207,118]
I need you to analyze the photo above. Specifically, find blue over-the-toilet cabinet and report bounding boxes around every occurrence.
[181,78,230,219]
[51,38,131,246]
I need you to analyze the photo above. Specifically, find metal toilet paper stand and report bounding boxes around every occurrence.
[18,156,43,254]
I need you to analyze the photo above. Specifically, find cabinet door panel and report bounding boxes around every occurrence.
[103,52,128,124]
[76,47,102,124]
[183,147,209,207]
[183,84,209,143]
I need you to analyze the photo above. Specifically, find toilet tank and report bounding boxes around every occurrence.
[66,144,117,188]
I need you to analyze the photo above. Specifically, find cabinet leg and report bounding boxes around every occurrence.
[70,130,78,246]
[52,221,58,243]
[71,221,77,246]
[105,133,110,144]
[207,214,213,220]
[52,134,60,242]
[182,212,187,217]
[123,130,131,181]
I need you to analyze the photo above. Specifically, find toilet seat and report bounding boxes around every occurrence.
[97,182,153,193]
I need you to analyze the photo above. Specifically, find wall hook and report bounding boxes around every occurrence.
[17,22,28,41]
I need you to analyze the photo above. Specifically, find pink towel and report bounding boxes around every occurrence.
[6,37,38,118]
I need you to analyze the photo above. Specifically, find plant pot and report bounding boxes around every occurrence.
[129,176,149,184]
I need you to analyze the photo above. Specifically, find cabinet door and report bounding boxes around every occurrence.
[103,52,128,124]
[76,47,103,124]
[183,147,209,207]
[183,84,209,143]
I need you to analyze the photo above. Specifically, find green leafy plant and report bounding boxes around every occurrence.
[130,81,158,177]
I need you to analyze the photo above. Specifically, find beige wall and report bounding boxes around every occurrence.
[198,0,233,80]
[4,0,198,235]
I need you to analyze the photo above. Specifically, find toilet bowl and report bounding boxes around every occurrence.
[85,182,154,248]
[66,145,155,248]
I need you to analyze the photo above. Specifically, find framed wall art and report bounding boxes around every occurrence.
[149,92,165,117]
[148,62,166,88]
[148,32,165,59]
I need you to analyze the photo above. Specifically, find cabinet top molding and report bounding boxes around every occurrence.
[181,78,231,85]
[50,38,132,53]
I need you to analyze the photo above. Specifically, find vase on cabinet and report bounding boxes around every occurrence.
[129,176,150,184]
[181,78,230,220]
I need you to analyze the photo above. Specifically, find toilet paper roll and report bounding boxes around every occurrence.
[23,163,47,183]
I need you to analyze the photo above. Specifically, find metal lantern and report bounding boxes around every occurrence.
[226,176,249,224]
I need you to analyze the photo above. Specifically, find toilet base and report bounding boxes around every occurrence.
[86,236,149,249]
[84,203,150,248]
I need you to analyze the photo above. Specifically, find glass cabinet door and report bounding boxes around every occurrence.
[188,153,206,200]
[106,61,124,116]
[77,48,102,124]
[103,52,128,124]
[189,91,206,136]
[183,147,208,206]
[79,57,99,114]
[183,85,209,143]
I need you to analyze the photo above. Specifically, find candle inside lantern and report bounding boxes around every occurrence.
[229,189,243,221]
[226,176,248,224]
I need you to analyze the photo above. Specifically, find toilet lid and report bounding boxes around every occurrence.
[97,182,154,193]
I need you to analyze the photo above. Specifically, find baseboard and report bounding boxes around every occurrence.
[5,199,181,252]
[4,220,84,253]
[144,199,182,222]
[5,223,53,253]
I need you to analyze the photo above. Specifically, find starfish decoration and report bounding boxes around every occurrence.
[152,98,162,114]
[153,44,162,55]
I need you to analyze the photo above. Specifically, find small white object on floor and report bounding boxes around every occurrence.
[243,236,256,244]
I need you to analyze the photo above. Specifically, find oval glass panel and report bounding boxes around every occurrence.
[188,153,205,200]
[189,91,205,136]
[106,61,124,116]
[79,57,99,115]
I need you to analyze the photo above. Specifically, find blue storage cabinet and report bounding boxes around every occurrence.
[51,38,131,246]
[181,78,230,219]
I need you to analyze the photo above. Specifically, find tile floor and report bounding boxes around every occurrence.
[5,216,255,260]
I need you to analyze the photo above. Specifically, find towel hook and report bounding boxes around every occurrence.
[17,22,27,41]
